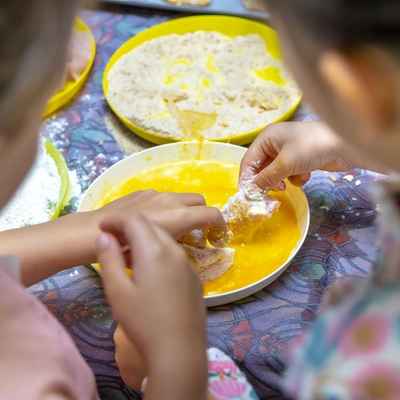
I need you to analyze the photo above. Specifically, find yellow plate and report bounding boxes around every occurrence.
[103,15,302,145]
[44,140,71,219]
[43,18,96,118]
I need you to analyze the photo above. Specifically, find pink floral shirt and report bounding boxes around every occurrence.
[208,348,258,400]
[283,180,400,400]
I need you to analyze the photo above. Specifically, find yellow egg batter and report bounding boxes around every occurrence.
[101,160,300,296]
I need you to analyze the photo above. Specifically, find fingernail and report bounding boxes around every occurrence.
[96,233,110,250]
[277,181,286,191]
[271,181,285,191]
[141,377,148,393]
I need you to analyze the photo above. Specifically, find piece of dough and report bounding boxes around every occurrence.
[183,244,235,283]
[222,172,280,243]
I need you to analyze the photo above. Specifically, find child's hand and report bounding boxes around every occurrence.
[97,214,208,400]
[241,121,352,189]
[61,29,92,86]
[114,325,145,390]
[96,190,226,243]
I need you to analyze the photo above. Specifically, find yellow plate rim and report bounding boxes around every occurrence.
[103,15,302,145]
[44,140,71,219]
[43,18,96,118]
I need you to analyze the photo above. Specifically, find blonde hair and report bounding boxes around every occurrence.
[0,1,80,132]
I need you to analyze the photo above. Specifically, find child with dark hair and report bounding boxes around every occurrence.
[238,1,400,399]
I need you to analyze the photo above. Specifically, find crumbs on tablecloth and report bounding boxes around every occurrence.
[0,145,60,230]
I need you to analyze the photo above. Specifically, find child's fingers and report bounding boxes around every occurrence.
[124,214,174,269]
[96,231,134,308]
[253,150,293,190]
[174,193,206,206]
[100,217,130,244]
[100,205,226,243]
[126,190,157,203]
[162,206,227,240]
[123,214,191,281]
[240,133,273,179]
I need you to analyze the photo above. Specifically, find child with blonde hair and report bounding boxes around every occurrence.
[0,2,232,399]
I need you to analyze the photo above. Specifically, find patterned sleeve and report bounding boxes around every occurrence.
[283,281,400,400]
[283,182,400,400]
[207,348,259,400]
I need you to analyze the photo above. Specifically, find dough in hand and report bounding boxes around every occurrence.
[222,170,280,243]
[183,244,235,283]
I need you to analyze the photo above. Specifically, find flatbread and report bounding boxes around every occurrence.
[183,244,235,283]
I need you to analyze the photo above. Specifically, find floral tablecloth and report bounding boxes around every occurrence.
[38,6,379,400]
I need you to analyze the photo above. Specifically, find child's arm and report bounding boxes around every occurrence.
[0,212,99,286]
[0,191,225,287]
[97,214,208,400]
[241,121,387,189]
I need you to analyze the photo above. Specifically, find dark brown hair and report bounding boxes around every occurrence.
[269,0,400,49]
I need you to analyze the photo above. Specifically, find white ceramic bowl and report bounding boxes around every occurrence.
[79,142,310,306]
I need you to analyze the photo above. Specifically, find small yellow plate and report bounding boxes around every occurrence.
[44,140,71,219]
[43,18,96,118]
[103,15,302,145]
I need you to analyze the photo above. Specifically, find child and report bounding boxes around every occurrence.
[116,1,400,399]
[243,1,400,399]
[0,1,235,399]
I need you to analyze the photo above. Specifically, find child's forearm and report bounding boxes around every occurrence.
[0,212,99,286]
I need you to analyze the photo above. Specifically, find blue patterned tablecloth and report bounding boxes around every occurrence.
[37,7,379,399]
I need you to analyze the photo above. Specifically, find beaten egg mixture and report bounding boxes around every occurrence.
[100,161,300,296]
